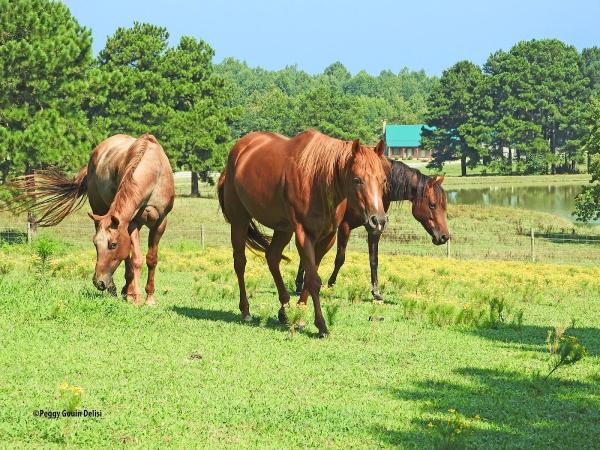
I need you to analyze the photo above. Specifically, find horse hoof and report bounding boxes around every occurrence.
[318,331,329,339]
[372,299,384,305]
[278,310,287,324]
[242,314,252,322]
[296,322,305,331]
[327,280,336,288]
[372,292,384,302]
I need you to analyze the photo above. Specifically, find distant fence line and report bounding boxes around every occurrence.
[2,220,600,267]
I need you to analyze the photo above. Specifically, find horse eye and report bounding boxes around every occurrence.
[353,177,363,185]
[429,203,436,210]
[109,242,117,250]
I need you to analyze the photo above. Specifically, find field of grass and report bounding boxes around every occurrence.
[1,239,599,448]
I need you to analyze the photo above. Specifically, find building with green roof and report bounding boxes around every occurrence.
[383,123,432,160]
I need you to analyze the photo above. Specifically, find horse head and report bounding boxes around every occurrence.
[347,139,388,235]
[411,175,450,245]
[88,212,131,294]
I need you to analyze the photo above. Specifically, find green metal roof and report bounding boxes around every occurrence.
[385,124,430,148]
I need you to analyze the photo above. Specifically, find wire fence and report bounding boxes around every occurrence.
[3,218,600,267]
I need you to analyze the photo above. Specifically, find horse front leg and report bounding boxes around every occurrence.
[294,262,304,296]
[266,230,293,323]
[145,218,167,306]
[368,231,383,302]
[327,222,351,288]
[121,256,134,300]
[296,228,336,338]
[128,226,143,306]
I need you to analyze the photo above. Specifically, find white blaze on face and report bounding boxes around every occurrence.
[369,178,383,232]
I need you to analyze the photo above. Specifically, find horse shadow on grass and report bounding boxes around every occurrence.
[374,366,600,448]
[468,324,600,356]
[171,305,320,337]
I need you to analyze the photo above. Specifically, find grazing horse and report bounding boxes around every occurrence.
[218,130,387,337]
[295,158,449,301]
[7,134,174,305]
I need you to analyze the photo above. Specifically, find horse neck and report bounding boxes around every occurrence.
[107,165,149,223]
[387,160,427,203]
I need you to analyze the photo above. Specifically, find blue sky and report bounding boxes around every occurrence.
[63,0,600,76]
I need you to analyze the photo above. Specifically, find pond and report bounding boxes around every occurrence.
[446,184,585,221]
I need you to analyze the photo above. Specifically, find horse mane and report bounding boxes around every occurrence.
[388,159,446,206]
[110,133,157,216]
[297,130,382,190]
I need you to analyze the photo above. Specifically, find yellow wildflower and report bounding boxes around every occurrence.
[71,386,83,396]
[448,408,456,413]
[427,422,434,428]
[59,381,69,391]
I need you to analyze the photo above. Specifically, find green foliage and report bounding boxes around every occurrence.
[324,303,341,327]
[33,236,59,274]
[216,59,435,145]
[285,304,307,337]
[426,409,475,450]
[544,328,587,380]
[93,23,236,193]
[574,98,600,221]
[0,0,97,180]
[423,60,486,176]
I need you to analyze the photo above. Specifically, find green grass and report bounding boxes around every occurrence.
[0,243,599,448]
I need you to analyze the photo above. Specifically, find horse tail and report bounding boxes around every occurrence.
[4,166,88,227]
[217,166,290,262]
[217,168,228,222]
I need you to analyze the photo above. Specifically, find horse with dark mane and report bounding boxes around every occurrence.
[295,158,449,301]
[218,130,387,337]
[6,134,174,305]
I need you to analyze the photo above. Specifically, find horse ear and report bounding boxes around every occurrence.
[110,215,120,229]
[428,174,445,186]
[351,139,361,154]
[433,174,445,185]
[374,140,385,157]
[88,212,102,223]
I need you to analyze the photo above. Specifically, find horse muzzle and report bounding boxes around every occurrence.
[93,276,116,296]
[366,214,387,235]
[432,234,450,246]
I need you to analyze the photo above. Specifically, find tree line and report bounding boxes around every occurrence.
[423,41,600,177]
[0,0,433,195]
[2,0,600,202]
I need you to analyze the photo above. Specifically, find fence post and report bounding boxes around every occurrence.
[200,224,205,248]
[27,221,32,244]
[446,239,450,258]
[530,228,535,262]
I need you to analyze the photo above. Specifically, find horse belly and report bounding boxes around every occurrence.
[233,159,291,231]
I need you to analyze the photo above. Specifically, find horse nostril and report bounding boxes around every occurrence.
[441,234,449,243]
[369,215,379,228]
[97,280,106,291]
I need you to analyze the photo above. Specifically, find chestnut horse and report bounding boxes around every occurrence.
[7,134,174,305]
[218,130,387,337]
[295,159,449,301]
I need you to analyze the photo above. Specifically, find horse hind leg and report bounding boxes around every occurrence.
[231,220,251,321]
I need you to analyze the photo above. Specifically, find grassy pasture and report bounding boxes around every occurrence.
[0,237,600,448]
[1,175,600,448]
